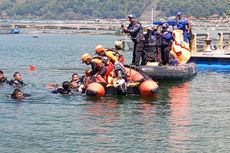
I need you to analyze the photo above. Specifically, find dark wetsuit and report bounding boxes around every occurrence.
[0,77,8,84]
[8,80,25,87]
[90,58,107,77]
[51,88,72,95]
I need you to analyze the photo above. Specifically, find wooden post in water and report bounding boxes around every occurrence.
[227,34,230,51]
[191,33,197,54]
[204,33,209,49]
[218,32,223,51]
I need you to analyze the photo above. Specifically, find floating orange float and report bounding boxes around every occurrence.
[86,82,105,97]
[139,80,158,96]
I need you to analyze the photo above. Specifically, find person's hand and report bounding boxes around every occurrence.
[120,24,125,30]
[85,69,91,77]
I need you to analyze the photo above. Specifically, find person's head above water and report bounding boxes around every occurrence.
[62,81,71,91]
[70,80,79,89]
[71,73,79,82]
[13,72,22,81]
[11,89,25,100]
[0,70,5,81]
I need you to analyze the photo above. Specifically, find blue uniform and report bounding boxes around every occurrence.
[159,31,174,65]
[177,18,189,42]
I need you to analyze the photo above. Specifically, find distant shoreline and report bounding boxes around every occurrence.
[1,19,230,35]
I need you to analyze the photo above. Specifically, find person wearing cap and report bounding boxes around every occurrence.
[95,45,127,81]
[121,14,145,66]
[95,45,120,64]
[157,23,174,65]
[81,53,107,83]
[143,27,159,64]
[176,11,191,43]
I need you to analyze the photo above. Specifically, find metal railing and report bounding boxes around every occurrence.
[191,32,230,54]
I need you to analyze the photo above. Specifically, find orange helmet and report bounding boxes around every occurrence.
[95,45,105,54]
[81,53,91,63]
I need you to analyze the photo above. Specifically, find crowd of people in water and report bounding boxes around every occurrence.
[0,43,130,101]
[0,71,29,100]
[0,70,88,101]
[0,11,191,101]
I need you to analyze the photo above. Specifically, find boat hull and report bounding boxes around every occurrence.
[136,63,197,80]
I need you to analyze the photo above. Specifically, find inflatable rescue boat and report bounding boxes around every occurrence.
[135,29,197,80]
[136,63,197,80]
[85,67,159,97]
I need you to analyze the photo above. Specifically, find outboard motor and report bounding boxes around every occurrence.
[114,62,127,80]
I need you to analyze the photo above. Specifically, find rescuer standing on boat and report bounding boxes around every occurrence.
[176,11,191,44]
[121,14,145,66]
[143,27,158,64]
[158,23,174,65]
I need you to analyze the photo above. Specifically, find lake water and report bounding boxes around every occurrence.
[1,33,230,153]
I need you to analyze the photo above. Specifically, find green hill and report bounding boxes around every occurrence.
[0,0,151,19]
[158,0,230,17]
[0,0,229,20]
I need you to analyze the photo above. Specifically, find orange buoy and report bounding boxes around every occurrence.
[86,82,105,97]
[139,80,158,96]
[28,65,37,72]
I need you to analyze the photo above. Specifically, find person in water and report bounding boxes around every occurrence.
[70,73,82,86]
[51,81,72,95]
[11,89,29,101]
[0,70,8,83]
[8,72,25,87]
[121,14,145,66]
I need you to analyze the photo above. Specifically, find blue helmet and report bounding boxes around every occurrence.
[128,14,136,18]
[177,11,183,16]
[162,23,169,28]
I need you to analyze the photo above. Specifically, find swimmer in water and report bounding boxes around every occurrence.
[8,72,25,87]
[0,70,8,83]
[51,81,72,95]
[11,89,30,101]
[71,73,80,82]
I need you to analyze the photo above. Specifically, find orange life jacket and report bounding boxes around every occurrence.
[170,30,191,64]
[92,57,103,68]
[104,49,125,64]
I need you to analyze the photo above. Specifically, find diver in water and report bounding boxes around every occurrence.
[51,81,72,95]
[11,89,30,101]
[0,70,8,84]
[70,73,82,87]
[8,72,25,87]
